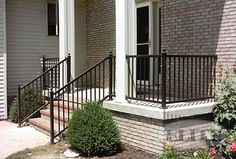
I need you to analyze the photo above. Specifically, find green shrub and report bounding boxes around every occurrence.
[192,149,211,159]
[159,149,185,159]
[9,101,18,123]
[65,102,121,156]
[213,64,236,130]
[9,87,44,123]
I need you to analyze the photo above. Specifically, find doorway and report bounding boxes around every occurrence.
[136,3,150,82]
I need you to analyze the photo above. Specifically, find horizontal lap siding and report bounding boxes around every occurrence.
[0,0,7,119]
[6,0,59,96]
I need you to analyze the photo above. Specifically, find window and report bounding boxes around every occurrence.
[47,0,59,35]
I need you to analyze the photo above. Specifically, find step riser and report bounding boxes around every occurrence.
[53,107,74,114]
[41,113,69,126]
[29,100,81,141]
[30,123,51,136]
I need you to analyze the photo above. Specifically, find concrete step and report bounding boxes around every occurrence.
[40,109,72,125]
[29,118,58,136]
[29,118,62,142]
[53,100,81,111]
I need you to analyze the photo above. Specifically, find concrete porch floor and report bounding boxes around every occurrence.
[0,120,49,159]
[104,98,215,120]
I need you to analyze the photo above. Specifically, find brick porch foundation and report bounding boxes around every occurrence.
[111,111,212,154]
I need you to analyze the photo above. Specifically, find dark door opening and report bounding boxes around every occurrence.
[137,6,150,81]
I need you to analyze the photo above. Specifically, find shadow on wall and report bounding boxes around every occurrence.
[162,0,226,56]
[161,0,227,99]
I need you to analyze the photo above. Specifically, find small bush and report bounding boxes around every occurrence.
[213,63,236,130]
[192,149,211,159]
[159,149,185,159]
[9,87,44,123]
[66,102,121,156]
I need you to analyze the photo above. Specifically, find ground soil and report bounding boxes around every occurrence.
[6,142,157,159]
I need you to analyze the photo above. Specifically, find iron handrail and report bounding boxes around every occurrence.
[18,56,70,127]
[126,53,217,108]
[21,58,68,89]
[53,55,113,96]
[50,54,116,143]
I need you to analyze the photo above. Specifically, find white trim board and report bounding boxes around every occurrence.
[1,0,7,119]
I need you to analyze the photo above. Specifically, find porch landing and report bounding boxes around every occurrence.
[104,99,215,120]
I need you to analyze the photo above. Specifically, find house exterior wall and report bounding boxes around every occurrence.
[162,0,236,69]
[6,0,59,96]
[75,0,86,76]
[112,111,211,154]
[86,0,116,68]
[0,0,7,119]
[159,0,236,100]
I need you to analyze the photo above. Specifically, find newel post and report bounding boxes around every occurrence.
[42,55,46,89]
[161,51,167,109]
[109,52,113,100]
[17,85,21,127]
[67,54,71,92]
[50,89,54,144]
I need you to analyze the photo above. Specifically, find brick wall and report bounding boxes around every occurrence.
[86,0,116,68]
[111,110,212,154]
[161,0,236,71]
[84,0,236,91]
[160,0,236,99]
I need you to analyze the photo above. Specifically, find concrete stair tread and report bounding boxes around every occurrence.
[53,100,81,110]
[29,118,59,135]
[40,109,71,122]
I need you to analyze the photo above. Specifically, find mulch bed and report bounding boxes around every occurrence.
[6,141,156,159]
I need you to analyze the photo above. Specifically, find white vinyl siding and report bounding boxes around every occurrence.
[6,0,59,96]
[0,0,7,119]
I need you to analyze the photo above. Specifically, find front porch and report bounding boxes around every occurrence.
[16,0,221,154]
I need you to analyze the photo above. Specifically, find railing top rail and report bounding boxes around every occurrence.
[54,55,114,95]
[166,54,217,58]
[21,57,68,89]
[126,54,217,58]
[126,54,162,58]
[44,57,59,60]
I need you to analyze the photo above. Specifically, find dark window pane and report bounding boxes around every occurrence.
[48,3,56,35]
[137,6,149,44]
[137,45,150,80]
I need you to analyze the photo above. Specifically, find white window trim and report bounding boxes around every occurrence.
[47,0,59,36]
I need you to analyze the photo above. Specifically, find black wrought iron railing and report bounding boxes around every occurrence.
[49,54,115,143]
[126,53,217,108]
[42,56,60,73]
[17,55,71,127]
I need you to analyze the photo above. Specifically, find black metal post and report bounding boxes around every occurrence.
[50,90,54,144]
[42,55,46,89]
[67,54,71,92]
[109,52,113,100]
[161,51,167,109]
[17,85,21,127]
[42,55,46,73]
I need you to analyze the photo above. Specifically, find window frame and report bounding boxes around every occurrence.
[47,0,59,36]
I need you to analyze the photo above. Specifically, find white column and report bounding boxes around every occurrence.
[59,0,68,87]
[115,0,127,103]
[59,0,68,60]
[67,0,75,79]
[59,0,75,86]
